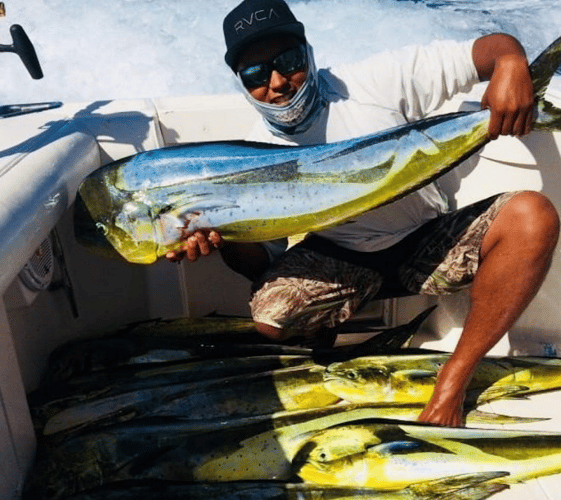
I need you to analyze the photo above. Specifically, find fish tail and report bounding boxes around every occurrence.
[531,36,561,131]
[351,304,437,355]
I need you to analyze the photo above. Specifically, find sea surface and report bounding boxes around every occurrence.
[1,0,561,104]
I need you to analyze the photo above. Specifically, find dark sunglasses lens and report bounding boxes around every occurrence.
[274,47,306,74]
[239,64,270,88]
[239,46,306,88]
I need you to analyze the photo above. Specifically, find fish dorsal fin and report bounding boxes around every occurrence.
[399,424,518,463]
[367,440,421,457]
[392,369,436,382]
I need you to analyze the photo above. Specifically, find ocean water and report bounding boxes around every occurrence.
[1,0,560,104]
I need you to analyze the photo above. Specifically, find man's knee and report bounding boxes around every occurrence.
[254,321,290,341]
[485,191,559,257]
[507,191,559,243]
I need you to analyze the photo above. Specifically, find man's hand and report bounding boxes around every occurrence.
[166,229,223,263]
[164,225,270,282]
[473,34,534,140]
[481,54,534,139]
[416,360,469,427]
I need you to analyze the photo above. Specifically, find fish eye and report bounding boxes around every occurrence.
[311,447,340,463]
[346,370,358,380]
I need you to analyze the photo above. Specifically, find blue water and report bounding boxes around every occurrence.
[1,0,560,104]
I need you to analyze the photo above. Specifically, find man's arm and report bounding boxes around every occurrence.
[472,33,534,139]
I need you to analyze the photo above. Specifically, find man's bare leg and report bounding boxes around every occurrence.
[418,191,560,426]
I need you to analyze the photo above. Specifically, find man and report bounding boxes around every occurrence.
[167,0,559,427]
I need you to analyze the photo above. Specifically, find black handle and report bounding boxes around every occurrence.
[0,24,43,79]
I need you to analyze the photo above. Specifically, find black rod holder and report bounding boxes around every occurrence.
[0,24,43,79]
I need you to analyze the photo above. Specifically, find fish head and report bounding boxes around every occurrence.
[78,172,170,263]
[99,199,163,263]
[292,425,382,485]
[323,362,391,403]
[324,356,440,404]
[293,422,455,489]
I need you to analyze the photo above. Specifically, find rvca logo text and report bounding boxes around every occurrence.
[234,9,280,34]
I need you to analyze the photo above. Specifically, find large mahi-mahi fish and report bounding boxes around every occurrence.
[293,418,561,489]
[323,353,561,406]
[76,38,561,264]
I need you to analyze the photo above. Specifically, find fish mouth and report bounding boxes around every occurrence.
[322,374,341,384]
[323,370,362,385]
[295,461,339,484]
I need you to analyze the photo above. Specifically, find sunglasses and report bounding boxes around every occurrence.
[238,45,306,89]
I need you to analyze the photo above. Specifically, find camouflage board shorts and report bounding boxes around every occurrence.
[250,192,517,336]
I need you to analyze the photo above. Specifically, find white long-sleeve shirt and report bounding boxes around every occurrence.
[246,39,480,255]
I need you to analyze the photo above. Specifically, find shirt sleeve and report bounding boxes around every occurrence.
[330,38,479,121]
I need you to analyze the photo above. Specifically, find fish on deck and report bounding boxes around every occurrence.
[39,364,340,437]
[25,403,513,499]
[293,418,561,489]
[40,305,432,383]
[52,473,509,500]
[24,405,560,499]
[29,308,435,436]
[75,38,561,264]
[324,353,561,406]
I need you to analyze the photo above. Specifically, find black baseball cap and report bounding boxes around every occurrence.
[223,0,306,70]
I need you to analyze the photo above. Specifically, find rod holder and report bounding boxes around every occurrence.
[0,24,43,79]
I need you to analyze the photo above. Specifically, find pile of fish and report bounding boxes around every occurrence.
[23,307,561,500]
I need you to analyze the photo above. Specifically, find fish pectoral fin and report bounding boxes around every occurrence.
[466,408,550,425]
[407,471,510,496]
[474,384,530,404]
[168,196,239,220]
[367,440,421,457]
[287,232,308,248]
[392,369,436,382]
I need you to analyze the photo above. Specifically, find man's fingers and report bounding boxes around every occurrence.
[524,109,534,135]
[185,233,205,261]
[166,249,184,263]
[487,111,502,140]
[208,230,223,248]
[167,228,222,263]
[488,107,533,139]
[511,111,528,137]
[500,112,516,137]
